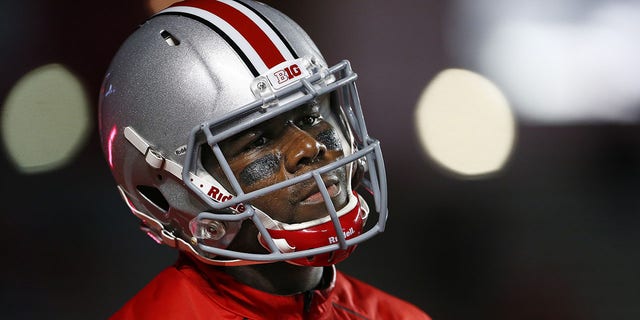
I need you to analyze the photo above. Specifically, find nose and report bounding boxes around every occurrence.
[282,122,327,173]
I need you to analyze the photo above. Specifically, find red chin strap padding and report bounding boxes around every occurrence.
[258,192,366,266]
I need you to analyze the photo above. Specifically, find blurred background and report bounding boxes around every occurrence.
[2,0,640,319]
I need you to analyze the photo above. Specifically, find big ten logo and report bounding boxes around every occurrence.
[273,64,301,84]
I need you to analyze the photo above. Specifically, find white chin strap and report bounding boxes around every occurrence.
[254,191,359,231]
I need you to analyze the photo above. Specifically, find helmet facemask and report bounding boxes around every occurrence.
[180,60,388,266]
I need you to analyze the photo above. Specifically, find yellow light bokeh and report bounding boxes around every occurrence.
[1,64,92,174]
[415,69,516,178]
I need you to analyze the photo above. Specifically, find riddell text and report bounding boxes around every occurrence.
[328,227,355,244]
[207,186,246,213]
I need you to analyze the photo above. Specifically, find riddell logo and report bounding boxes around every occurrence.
[207,186,246,213]
[273,64,302,84]
[328,227,356,244]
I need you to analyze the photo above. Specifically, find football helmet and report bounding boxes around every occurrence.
[99,0,388,266]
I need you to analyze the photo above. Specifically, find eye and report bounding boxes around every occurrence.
[296,114,321,128]
[245,136,268,150]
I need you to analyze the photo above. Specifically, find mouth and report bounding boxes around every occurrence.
[300,183,342,205]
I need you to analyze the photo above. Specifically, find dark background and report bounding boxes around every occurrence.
[2,1,640,319]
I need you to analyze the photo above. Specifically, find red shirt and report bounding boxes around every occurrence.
[111,257,430,320]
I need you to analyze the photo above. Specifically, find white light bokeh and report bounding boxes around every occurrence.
[1,64,91,174]
[448,0,640,124]
[415,69,516,177]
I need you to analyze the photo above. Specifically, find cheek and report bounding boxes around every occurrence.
[238,153,281,187]
[315,129,343,151]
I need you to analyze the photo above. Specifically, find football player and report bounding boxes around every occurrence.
[99,0,430,318]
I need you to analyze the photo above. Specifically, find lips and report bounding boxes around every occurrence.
[301,183,341,205]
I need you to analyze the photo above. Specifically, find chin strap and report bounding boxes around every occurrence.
[254,191,359,231]
[257,192,369,266]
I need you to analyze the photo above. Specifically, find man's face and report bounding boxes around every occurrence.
[206,97,351,224]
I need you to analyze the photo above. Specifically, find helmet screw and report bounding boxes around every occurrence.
[205,221,226,240]
[257,81,267,91]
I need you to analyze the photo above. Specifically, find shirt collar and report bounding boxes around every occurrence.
[181,255,337,318]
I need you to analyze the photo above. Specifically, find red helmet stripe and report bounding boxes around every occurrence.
[163,0,295,74]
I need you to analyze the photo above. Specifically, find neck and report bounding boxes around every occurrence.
[220,262,324,295]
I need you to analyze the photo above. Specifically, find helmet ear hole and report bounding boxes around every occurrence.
[136,185,170,212]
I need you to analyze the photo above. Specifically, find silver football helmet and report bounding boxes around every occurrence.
[99,0,388,266]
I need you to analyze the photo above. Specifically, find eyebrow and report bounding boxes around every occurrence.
[221,101,323,154]
[220,129,262,155]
